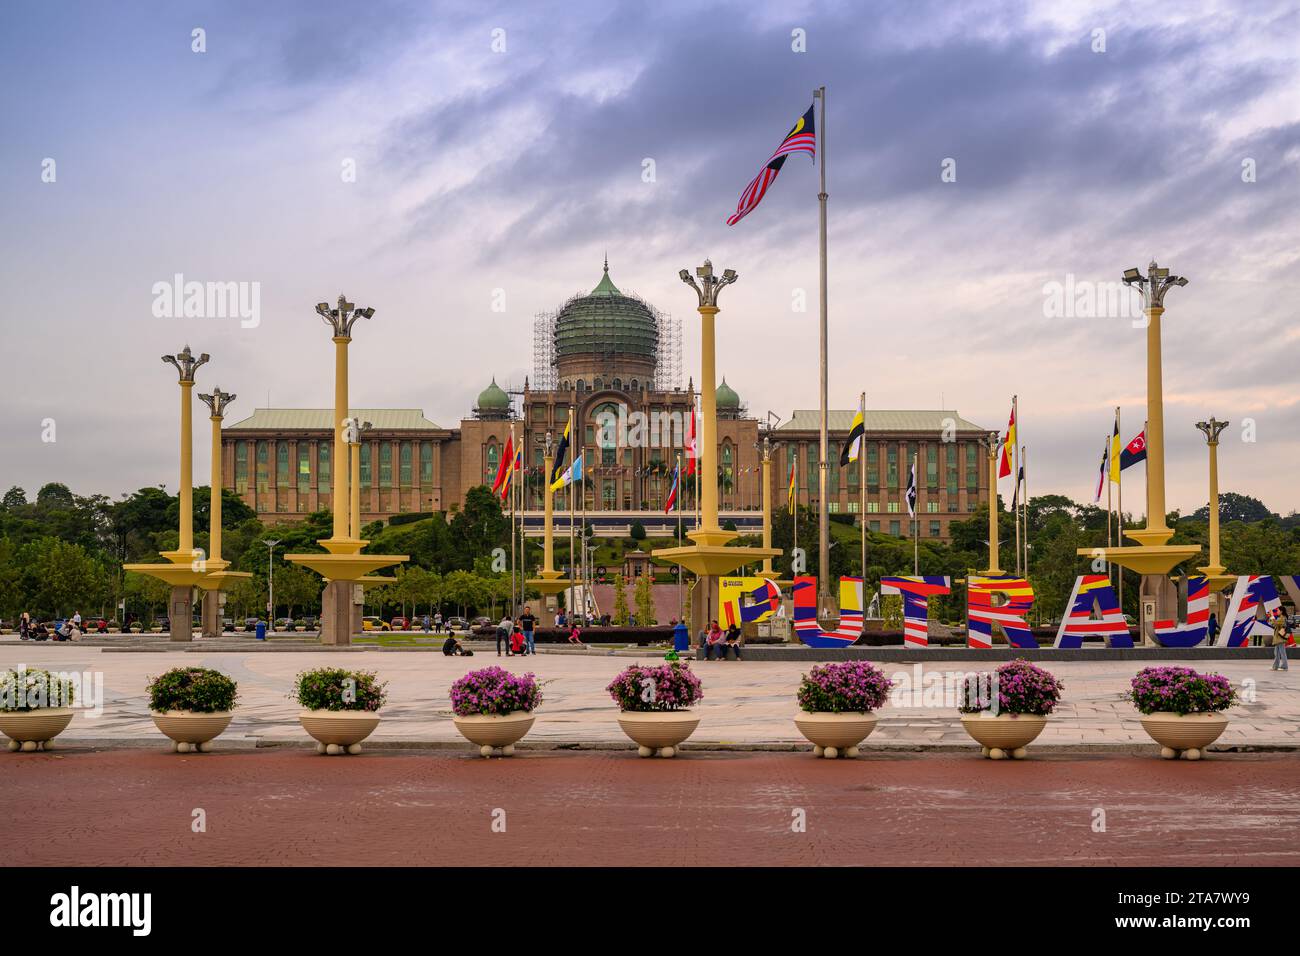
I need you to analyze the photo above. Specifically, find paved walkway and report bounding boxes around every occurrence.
[1,645,1295,748]
[1,751,1296,866]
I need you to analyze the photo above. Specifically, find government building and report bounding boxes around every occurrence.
[221,263,993,541]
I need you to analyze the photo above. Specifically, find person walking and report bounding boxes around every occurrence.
[497,614,512,656]
[1271,611,1291,671]
[422,614,431,634]
[18,611,30,640]
[568,623,584,647]
[520,606,537,656]
[1207,611,1219,643]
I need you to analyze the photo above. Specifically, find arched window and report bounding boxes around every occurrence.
[630,379,638,392]
[613,378,622,390]
[592,401,620,467]
[593,377,603,389]
[576,380,586,393]
[486,442,500,484]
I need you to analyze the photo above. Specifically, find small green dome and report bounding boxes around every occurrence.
[716,378,740,409]
[477,378,510,410]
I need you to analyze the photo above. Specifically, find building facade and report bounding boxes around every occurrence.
[221,264,991,541]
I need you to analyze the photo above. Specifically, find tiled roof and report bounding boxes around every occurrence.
[775,410,986,432]
[224,409,442,431]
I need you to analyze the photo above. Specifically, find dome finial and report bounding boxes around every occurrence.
[603,251,608,273]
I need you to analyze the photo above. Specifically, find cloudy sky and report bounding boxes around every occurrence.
[2,0,1297,516]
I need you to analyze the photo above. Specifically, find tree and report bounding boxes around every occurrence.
[273,563,320,619]
[449,487,510,570]
[123,571,171,624]
[1191,492,1275,525]
[634,573,655,625]
[629,520,646,542]
[612,572,630,625]
[2,487,27,509]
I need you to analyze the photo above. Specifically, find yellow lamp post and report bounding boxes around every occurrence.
[194,387,251,638]
[981,432,1004,575]
[526,431,573,625]
[286,296,407,645]
[757,432,777,577]
[1195,417,1235,620]
[1082,261,1199,582]
[653,260,778,635]
[124,346,211,642]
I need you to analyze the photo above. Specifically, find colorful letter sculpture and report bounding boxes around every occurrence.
[880,576,952,648]
[718,576,782,629]
[1150,576,1209,648]
[792,576,863,648]
[1219,575,1284,647]
[967,576,1037,649]
[1053,575,1133,649]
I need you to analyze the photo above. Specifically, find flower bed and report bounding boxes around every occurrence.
[0,668,76,711]
[1127,666,1237,716]
[606,662,702,712]
[291,668,387,712]
[958,657,1063,716]
[147,667,238,713]
[797,661,893,713]
[449,667,542,717]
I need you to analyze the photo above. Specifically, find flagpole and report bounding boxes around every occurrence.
[793,460,799,576]
[1106,432,1114,586]
[676,452,683,621]
[1116,406,1124,610]
[912,451,919,575]
[508,423,516,617]
[859,391,866,586]
[814,83,832,613]
[1021,444,1029,578]
[1012,395,1020,576]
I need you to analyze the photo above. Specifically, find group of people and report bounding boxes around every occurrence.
[703,620,744,661]
[422,613,448,634]
[18,611,82,642]
[496,607,538,656]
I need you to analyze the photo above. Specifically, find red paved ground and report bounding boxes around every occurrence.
[2,749,1297,866]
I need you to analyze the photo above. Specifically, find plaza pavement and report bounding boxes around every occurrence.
[1,642,1296,750]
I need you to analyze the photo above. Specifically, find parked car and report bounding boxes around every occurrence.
[361,616,391,632]
[243,617,262,629]
[470,616,493,628]
[222,618,235,632]
[390,616,410,630]
[446,616,468,631]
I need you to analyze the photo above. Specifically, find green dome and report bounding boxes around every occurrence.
[477,378,510,410]
[553,261,659,364]
[716,378,740,409]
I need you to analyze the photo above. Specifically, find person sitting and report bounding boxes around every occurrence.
[568,624,584,647]
[30,621,49,641]
[722,624,743,661]
[705,620,725,660]
[510,622,526,656]
[442,635,471,656]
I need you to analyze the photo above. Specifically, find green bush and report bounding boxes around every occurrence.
[0,668,76,711]
[629,520,647,541]
[291,668,387,712]
[147,666,238,713]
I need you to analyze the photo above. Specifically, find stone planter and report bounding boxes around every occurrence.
[299,710,381,755]
[152,710,234,753]
[794,711,879,759]
[0,708,74,752]
[960,713,1048,760]
[452,711,537,758]
[616,710,699,758]
[1139,711,1229,760]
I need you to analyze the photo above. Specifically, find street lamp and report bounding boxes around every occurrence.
[264,539,280,626]
[1120,260,1188,548]
[1195,417,1233,620]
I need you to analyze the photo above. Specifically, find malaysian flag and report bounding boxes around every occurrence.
[726,103,816,226]
[664,464,680,514]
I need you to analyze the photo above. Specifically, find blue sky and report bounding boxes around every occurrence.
[1,0,1298,514]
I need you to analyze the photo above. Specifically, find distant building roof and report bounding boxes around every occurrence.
[776,410,986,432]
[225,408,443,431]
